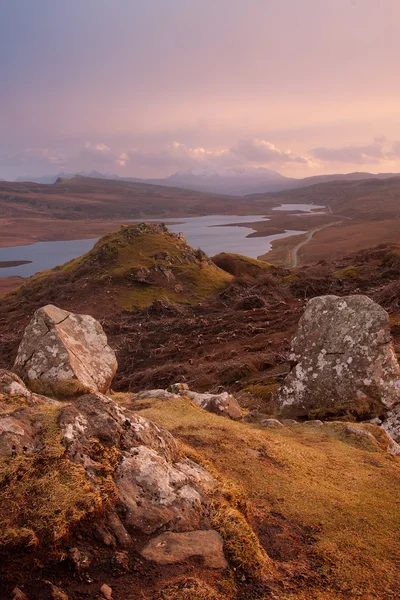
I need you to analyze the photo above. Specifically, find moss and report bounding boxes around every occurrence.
[242,383,280,402]
[133,396,400,598]
[0,405,106,549]
[26,378,92,399]
[333,266,360,279]
[212,252,274,278]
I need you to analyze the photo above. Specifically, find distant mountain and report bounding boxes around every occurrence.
[293,171,400,188]
[11,168,400,195]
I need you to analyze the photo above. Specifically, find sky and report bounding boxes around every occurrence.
[1,0,400,180]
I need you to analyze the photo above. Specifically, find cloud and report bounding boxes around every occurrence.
[230,138,310,164]
[125,138,313,171]
[310,137,400,164]
[0,147,65,168]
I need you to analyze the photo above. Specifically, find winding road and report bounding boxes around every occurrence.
[290,220,344,268]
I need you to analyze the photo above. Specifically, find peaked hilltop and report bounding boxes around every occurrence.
[4,223,232,317]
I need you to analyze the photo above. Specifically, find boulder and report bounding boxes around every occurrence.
[140,530,228,568]
[13,305,117,396]
[132,389,178,400]
[275,295,400,433]
[59,393,215,535]
[261,418,284,428]
[185,390,242,420]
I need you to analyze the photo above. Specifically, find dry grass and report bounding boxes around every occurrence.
[152,576,228,600]
[0,405,107,548]
[132,396,400,599]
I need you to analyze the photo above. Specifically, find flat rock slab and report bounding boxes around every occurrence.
[140,530,228,568]
[13,304,117,396]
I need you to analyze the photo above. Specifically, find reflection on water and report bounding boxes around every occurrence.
[272,203,326,212]
[0,214,307,278]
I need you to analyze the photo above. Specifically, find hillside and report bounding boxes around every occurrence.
[248,176,400,265]
[0,176,259,248]
[1,231,399,406]
[1,228,400,599]
[0,223,232,319]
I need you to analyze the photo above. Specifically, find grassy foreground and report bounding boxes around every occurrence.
[131,396,400,599]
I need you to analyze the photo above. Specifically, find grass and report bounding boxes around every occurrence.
[0,404,111,549]
[212,253,274,278]
[131,395,400,599]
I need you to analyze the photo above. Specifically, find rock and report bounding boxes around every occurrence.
[132,389,178,400]
[185,390,242,420]
[0,407,43,457]
[276,296,400,431]
[0,370,31,399]
[366,417,382,425]
[140,530,228,569]
[382,407,400,445]
[68,547,92,572]
[106,511,132,548]
[169,382,189,394]
[261,418,284,428]
[100,584,113,600]
[304,420,324,426]
[115,449,214,534]
[281,419,298,425]
[59,393,215,535]
[13,304,117,396]
[45,583,69,600]
[12,588,28,600]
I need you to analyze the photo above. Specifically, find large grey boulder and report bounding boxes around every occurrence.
[13,305,117,396]
[275,295,400,431]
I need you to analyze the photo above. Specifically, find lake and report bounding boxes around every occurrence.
[0,214,307,278]
[272,203,326,212]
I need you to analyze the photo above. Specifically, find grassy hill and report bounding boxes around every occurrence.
[1,223,232,318]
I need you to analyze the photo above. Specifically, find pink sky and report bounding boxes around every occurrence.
[2,0,400,179]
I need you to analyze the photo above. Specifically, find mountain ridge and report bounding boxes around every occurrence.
[12,167,400,195]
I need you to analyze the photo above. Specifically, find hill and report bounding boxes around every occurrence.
[11,168,400,195]
[0,223,232,318]
[247,176,400,265]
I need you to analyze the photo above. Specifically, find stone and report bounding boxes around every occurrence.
[100,584,113,600]
[140,530,228,569]
[0,370,31,399]
[12,588,28,600]
[261,418,284,428]
[185,390,242,420]
[68,547,92,572]
[305,420,324,426]
[169,382,190,394]
[59,393,215,536]
[276,296,400,431]
[132,389,178,400]
[45,583,69,600]
[382,407,400,445]
[281,419,298,425]
[13,304,117,396]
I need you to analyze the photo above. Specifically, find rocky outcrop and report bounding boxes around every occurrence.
[185,390,242,420]
[13,304,117,396]
[133,385,243,420]
[275,296,400,435]
[59,392,216,536]
[140,530,228,568]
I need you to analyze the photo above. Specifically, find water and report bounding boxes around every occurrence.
[134,215,305,259]
[272,203,326,212]
[0,238,98,277]
[0,214,306,278]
